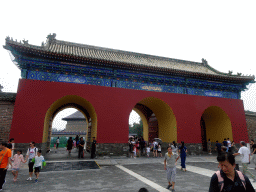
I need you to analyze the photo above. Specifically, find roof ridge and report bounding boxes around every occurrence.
[51,39,203,66]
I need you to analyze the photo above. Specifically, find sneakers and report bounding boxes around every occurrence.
[171,189,175,192]
[35,179,38,183]
[27,177,32,181]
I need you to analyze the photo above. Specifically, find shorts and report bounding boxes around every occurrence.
[157,150,161,153]
[28,161,34,172]
[34,166,41,173]
[166,167,176,182]
[12,168,20,172]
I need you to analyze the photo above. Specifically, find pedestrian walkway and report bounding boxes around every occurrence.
[3,149,255,192]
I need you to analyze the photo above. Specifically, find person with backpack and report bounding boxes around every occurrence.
[25,141,38,181]
[209,152,255,192]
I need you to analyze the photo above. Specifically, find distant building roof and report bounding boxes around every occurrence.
[245,110,256,117]
[0,92,16,102]
[62,111,86,121]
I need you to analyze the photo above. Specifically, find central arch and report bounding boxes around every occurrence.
[132,97,177,143]
[42,95,97,150]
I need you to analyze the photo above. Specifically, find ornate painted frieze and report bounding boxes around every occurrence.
[20,57,242,99]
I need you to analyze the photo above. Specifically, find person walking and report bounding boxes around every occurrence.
[56,137,60,150]
[78,137,85,158]
[25,141,38,181]
[75,135,79,149]
[91,137,97,159]
[0,142,12,191]
[130,138,136,158]
[227,138,231,152]
[215,141,222,156]
[229,141,239,170]
[179,141,187,171]
[164,146,179,191]
[11,150,26,182]
[128,138,134,158]
[7,138,15,158]
[233,141,256,182]
[209,152,255,192]
[135,141,140,157]
[223,138,228,148]
[250,140,256,170]
[139,137,145,156]
[31,149,45,183]
[146,145,150,157]
[67,137,73,156]
[208,139,212,154]
[158,143,162,157]
[171,141,178,154]
[153,139,158,158]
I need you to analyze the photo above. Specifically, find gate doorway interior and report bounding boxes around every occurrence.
[131,97,177,144]
[201,106,233,151]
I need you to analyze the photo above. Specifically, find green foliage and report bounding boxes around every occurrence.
[50,137,69,148]
[129,119,143,137]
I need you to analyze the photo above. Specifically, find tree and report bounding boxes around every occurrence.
[129,120,143,137]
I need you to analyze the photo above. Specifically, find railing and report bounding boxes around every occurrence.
[51,131,87,135]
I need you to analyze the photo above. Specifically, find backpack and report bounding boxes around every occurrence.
[216,170,246,191]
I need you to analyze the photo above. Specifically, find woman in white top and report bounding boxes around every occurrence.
[25,141,38,181]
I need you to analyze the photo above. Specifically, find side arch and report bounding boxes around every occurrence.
[201,106,233,144]
[43,95,97,147]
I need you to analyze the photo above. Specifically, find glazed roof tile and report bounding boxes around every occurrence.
[3,34,255,82]
[47,39,218,75]
[62,111,86,121]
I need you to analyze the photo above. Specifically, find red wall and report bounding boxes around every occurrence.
[9,79,249,144]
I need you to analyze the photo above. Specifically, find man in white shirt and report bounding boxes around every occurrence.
[233,141,256,181]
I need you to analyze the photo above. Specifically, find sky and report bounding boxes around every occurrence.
[0,1,255,129]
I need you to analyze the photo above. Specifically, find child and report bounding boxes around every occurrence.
[158,143,162,157]
[11,150,26,182]
[146,145,151,157]
[32,150,45,183]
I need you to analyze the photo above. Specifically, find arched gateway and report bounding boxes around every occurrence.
[4,34,254,155]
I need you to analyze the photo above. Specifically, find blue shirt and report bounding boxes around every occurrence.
[179,146,187,156]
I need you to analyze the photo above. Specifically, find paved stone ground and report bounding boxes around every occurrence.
[2,148,256,192]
